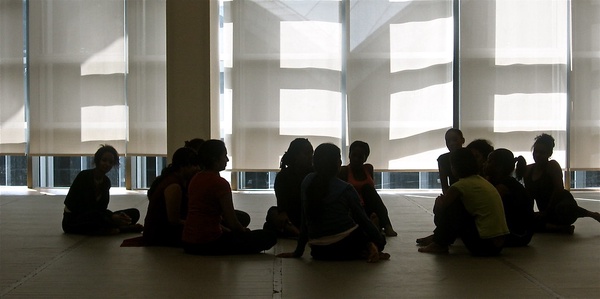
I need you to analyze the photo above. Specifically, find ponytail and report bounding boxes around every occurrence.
[515,156,527,181]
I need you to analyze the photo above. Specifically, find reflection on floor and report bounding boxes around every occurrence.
[1,188,599,298]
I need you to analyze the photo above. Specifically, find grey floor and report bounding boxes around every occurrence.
[1,187,599,299]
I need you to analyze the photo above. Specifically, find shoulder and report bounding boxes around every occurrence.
[438,153,450,162]
[546,160,562,172]
[364,164,374,172]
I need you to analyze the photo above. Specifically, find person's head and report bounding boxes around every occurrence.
[466,139,494,173]
[348,140,370,166]
[280,138,313,171]
[198,139,229,171]
[445,128,465,152]
[170,147,201,178]
[485,148,516,179]
[450,148,479,179]
[532,133,555,164]
[93,144,119,174]
[184,138,205,153]
[313,143,342,178]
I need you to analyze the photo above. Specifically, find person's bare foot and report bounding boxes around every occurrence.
[366,242,380,263]
[378,252,391,260]
[384,224,398,237]
[418,242,449,254]
[589,212,600,223]
[416,234,434,246]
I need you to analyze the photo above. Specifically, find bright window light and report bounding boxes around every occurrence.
[495,0,567,66]
[390,17,453,72]
[388,147,447,170]
[389,82,453,140]
[80,37,127,76]
[493,93,567,132]
[280,89,342,138]
[280,21,342,71]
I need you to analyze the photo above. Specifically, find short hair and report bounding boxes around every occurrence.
[446,128,464,139]
[450,148,478,178]
[349,140,370,159]
[198,139,227,169]
[491,148,516,176]
[467,139,494,159]
[93,144,119,167]
[533,133,555,150]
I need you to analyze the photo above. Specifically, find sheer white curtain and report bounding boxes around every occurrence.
[224,0,342,170]
[460,0,568,166]
[0,0,26,154]
[24,0,166,157]
[223,0,453,171]
[571,1,600,169]
[347,0,453,170]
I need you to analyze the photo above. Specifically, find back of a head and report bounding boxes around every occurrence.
[493,148,516,176]
[450,148,479,178]
[171,147,200,170]
[467,139,494,158]
[349,140,370,159]
[313,143,341,178]
[280,138,312,169]
[184,138,205,153]
[198,139,226,169]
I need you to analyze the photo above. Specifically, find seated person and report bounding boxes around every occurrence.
[485,148,534,247]
[278,143,389,263]
[264,138,313,238]
[62,145,142,235]
[143,147,200,247]
[418,148,509,256]
[466,139,494,176]
[338,140,397,236]
[516,134,600,233]
[438,128,465,194]
[182,140,276,255]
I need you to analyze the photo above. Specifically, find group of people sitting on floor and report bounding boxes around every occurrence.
[61,130,600,261]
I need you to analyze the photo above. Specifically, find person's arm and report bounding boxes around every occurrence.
[218,191,247,233]
[347,186,385,248]
[438,158,450,194]
[164,183,184,225]
[546,160,565,210]
[433,186,461,215]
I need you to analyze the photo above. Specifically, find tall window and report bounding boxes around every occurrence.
[220,0,599,189]
[0,0,166,188]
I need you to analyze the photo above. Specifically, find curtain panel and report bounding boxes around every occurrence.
[0,0,166,157]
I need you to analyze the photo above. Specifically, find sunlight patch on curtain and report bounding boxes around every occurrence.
[280,21,341,71]
[495,0,567,66]
[81,37,126,76]
[493,93,567,132]
[390,17,453,72]
[279,89,342,138]
[389,82,452,140]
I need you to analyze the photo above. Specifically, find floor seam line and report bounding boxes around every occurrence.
[272,246,283,299]
[498,257,564,299]
[0,237,88,297]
